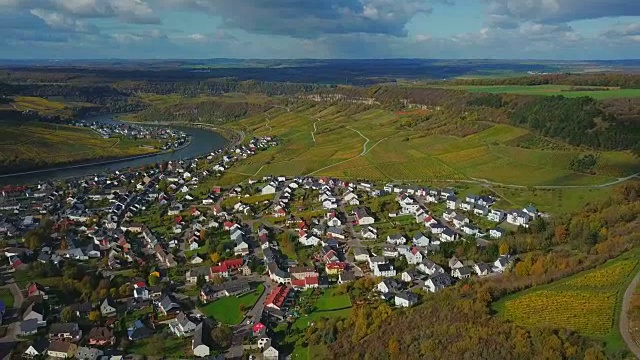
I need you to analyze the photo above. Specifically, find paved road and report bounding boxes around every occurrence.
[0,273,26,360]
[226,277,272,359]
[620,269,640,359]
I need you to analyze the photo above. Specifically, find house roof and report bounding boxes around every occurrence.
[27,338,49,354]
[193,321,213,348]
[396,291,419,302]
[48,340,72,353]
[265,285,290,308]
[88,327,113,340]
[49,323,79,335]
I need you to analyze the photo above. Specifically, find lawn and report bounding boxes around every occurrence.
[493,249,640,352]
[128,333,189,357]
[292,307,352,331]
[199,284,264,324]
[0,289,14,308]
[314,289,352,311]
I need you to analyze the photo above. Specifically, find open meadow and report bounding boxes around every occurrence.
[493,249,640,352]
[0,121,161,173]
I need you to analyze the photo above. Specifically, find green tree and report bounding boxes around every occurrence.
[148,273,160,286]
[61,306,75,322]
[196,275,206,288]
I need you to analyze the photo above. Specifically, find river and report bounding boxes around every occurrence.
[0,114,228,186]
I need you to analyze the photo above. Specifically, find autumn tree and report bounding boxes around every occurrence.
[499,242,510,256]
[88,310,102,322]
[210,252,221,264]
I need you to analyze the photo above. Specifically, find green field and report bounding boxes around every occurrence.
[221,104,637,192]
[435,85,640,99]
[0,122,161,173]
[198,284,264,325]
[0,288,14,308]
[494,249,640,352]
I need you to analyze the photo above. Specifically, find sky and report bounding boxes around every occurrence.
[0,0,639,60]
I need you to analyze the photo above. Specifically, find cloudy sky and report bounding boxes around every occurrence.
[1,0,639,59]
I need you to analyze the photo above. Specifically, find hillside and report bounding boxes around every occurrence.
[0,117,162,174]
[221,103,638,187]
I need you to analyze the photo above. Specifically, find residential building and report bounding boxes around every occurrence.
[169,312,198,337]
[47,341,77,359]
[192,321,213,357]
[394,291,419,307]
[87,327,115,346]
[49,323,82,342]
[424,273,453,293]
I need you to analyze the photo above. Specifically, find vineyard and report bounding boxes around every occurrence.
[221,104,637,188]
[495,253,639,348]
[503,291,615,335]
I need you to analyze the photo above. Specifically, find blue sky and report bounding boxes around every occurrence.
[0,0,639,59]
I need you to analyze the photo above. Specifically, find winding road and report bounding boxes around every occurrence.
[306,127,371,176]
[347,127,370,156]
[620,270,640,359]
[311,118,319,143]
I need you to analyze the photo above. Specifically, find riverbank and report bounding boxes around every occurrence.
[0,140,190,179]
[120,119,244,148]
[0,115,228,186]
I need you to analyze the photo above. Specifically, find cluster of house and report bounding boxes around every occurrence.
[14,278,226,358]
[441,192,537,233]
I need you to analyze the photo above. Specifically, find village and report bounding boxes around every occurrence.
[0,131,531,360]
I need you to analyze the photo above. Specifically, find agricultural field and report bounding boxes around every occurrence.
[9,96,93,118]
[223,104,637,189]
[494,250,640,351]
[0,122,161,174]
[434,85,640,99]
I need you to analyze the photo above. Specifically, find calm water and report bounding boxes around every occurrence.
[0,114,227,186]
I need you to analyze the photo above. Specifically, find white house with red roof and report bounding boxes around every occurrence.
[405,247,423,265]
[291,276,319,290]
[210,258,244,278]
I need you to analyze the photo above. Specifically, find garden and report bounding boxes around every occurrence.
[199,284,265,325]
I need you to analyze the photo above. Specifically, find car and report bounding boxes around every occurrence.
[247,320,251,325]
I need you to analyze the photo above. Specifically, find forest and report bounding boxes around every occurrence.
[310,182,640,359]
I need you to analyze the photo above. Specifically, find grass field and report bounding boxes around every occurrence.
[128,333,189,358]
[494,249,640,352]
[0,289,14,308]
[0,122,161,173]
[199,284,264,324]
[432,85,640,99]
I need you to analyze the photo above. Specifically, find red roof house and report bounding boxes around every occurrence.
[264,285,290,311]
